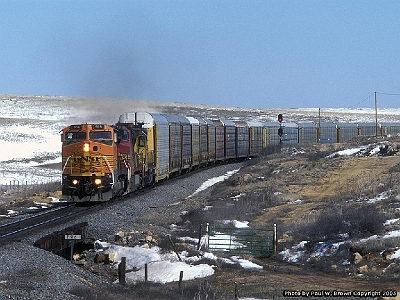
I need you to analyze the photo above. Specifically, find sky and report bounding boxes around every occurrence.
[1,1,400,109]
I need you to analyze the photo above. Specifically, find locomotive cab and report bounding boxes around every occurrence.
[116,121,155,189]
[61,124,125,202]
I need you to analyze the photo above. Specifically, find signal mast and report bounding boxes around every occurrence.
[278,113,283,144]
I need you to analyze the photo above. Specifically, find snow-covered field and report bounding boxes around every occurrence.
[0,95,130,187]
[0,96,67,187]
[1,94,400,188]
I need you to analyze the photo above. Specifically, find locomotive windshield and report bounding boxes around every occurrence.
[90,131,112,140]
[65,132,86,140]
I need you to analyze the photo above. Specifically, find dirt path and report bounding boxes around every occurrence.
[252,155,400,226]
[289,156,400,200]
[213,259,399,298]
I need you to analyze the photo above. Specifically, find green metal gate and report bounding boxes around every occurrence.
[207,224,276,257]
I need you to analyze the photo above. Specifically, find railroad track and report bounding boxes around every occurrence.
[0,161,242,246]
[0,186,152,245]
[0,182,156,245]
[0,204,89,243]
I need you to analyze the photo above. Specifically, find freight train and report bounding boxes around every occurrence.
[61,111,400,203]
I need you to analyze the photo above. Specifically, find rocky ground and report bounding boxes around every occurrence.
[1,137,400,299]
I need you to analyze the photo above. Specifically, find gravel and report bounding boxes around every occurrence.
[0,162,244,299]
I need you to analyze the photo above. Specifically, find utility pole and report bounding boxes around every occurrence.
[374,91,378,136]
[317,108,321,141]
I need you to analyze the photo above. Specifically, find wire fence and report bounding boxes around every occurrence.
[207,224,277,258]
[0,181,61,199]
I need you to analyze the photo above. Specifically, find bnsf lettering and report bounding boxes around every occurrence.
[73,156,104,162]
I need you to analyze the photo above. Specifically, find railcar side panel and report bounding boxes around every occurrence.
[196,117,208,164]
[357,123,377,136]
[163,114,182,174]
[264,122,282,146]
[223,120,236,159]
[205,119,216,163]
[151,115,170,180]
[234,121,249,158]
[317,123,337,143]
[187,117,200,167]
[179,115,192,170]
[247,121,263,156]
[380,123,400,136]
[214,120,225,161]
[298,122,317,144]
[336,123,358,143]
[282,123,299,145]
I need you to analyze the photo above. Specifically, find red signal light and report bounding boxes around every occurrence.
[278,127,283,137]
[278,114,283,123]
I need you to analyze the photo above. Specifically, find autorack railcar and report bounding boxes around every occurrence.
[204,118,216,163]
[186,117,201,168]
[213,119,225,162]
[358,123,377,137]
[264,122,298,146]
[298,122,318,144]
[196,117,210,165]
[337,123,358,143]
[317,122,337,143]
[222,119,236,160]
[234,120,250,159]
[380,123,400,137]
[247,120,264,157]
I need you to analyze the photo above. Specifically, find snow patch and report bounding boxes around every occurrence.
[187,169,240,198]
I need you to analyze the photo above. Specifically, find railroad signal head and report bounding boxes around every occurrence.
[278,114,283,123]
[278,127,283,137]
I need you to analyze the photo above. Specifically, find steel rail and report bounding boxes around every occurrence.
[0,204,74,228]
[0,204,89,242]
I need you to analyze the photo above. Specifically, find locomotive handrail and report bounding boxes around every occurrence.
[121,156,131,188]
[101,155,115,185]
[62,155,72,173]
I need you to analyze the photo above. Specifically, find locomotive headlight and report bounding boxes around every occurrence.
[83,143,90,152]
[72,179,79,185]
[94,178,102,186]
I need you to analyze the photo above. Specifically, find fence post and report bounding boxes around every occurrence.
[118,257,126,284]
[234,282,239,300]
[197,224,203,250]
[274,224,277,253]
[205,223,209,251]
[168,234,182,262]
[178,270,184,295]
[145,263,148,282]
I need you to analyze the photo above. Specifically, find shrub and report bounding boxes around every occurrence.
[295,204,388,242]
[343,205,387,238]
[307,150,332,162]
